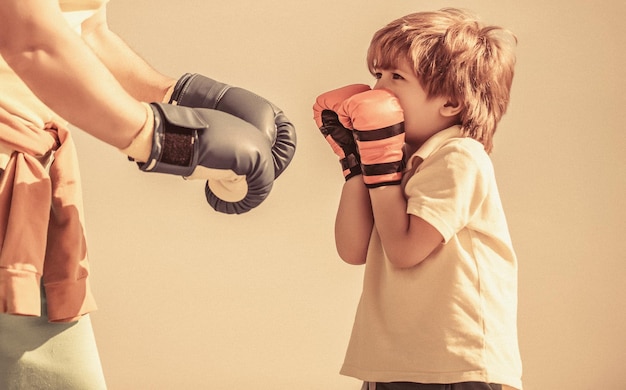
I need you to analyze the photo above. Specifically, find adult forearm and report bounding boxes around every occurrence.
[0,2,145,148]
[80,7,176,103]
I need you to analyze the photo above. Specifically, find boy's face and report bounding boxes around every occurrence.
[372,59,455,147]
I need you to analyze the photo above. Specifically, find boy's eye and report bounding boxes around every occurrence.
[373,71,404,80]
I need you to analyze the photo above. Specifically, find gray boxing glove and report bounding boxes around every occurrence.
[169,73,296,179]
[136,103,274,214]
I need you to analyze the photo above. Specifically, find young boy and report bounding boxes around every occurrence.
[313,8,521,390]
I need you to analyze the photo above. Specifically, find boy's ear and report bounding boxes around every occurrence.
[441,99,463,117]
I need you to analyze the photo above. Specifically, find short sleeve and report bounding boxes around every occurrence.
[59,0,109,34]
[59,0,109,12]
[404,138,492,243]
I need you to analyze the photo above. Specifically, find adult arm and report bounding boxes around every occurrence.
[0,0,145,148]
[80,6,176,103]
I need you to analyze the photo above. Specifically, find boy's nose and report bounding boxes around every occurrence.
[373,79,386,90]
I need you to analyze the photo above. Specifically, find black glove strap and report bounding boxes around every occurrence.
[138,103,200,176]
[160,127,194,167]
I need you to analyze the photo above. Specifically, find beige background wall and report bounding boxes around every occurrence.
[73,0,626,388]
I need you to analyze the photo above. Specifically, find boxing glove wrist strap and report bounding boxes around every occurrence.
[121,102,197,175]
[354,122,405,188]
[141,103,200,176]
[341,154,362,175]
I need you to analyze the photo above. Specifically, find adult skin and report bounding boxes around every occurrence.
[0,0,149,150]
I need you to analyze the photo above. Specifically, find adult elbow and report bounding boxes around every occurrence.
[0,3,58,56]
[0,32,27,64]
[0,21,49,72]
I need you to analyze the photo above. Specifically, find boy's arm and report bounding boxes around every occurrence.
[313,85,374,265]
[369,186,442,268]
[335,176,373,265]
[342,89,443,268]
[0,0,145,148]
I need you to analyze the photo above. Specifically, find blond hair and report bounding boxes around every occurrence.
[367,8,517,152]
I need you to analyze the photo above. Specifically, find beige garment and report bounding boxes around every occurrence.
[0,109,96,323]
[59,0,109,12]
[0,0,110,171]
[0,0,106,322]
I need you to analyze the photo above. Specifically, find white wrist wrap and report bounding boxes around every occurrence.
[119,102,154,162]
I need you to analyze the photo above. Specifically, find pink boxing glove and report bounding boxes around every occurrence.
[339,89,405,188]
[313,84,371,180]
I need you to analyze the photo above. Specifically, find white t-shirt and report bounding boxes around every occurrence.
[340,126,523,389]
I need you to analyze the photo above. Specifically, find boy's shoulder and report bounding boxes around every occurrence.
[411,127,487,164]
[418,135,493,175]
[436,136,492,169]
[403,127,496,187]
[439,136,487,156]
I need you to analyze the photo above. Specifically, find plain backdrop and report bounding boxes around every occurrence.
[72,1,626,389]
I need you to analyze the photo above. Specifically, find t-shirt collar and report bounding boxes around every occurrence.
[405,125,463,171]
